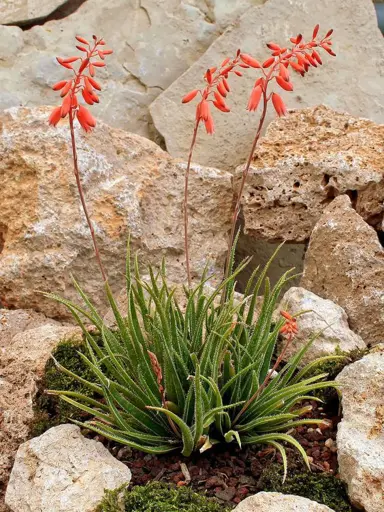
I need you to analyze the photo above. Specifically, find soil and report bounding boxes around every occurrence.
[89,399,341,509]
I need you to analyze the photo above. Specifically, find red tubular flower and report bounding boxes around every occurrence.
[77,105,96,132]
[60,94,72,118]
[48,106,62,126]
[52,80,68,91]
[49,34,113,132]
[276,76,294,92]
[271,92,287,117]
[247,85,262,111]
[240,53,261,68]
[181,52,243,134]
[182,89,199,104]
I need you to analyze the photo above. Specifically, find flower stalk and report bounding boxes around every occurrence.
[49,34,113,282]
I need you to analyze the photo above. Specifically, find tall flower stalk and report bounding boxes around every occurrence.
[49,35,113,282]
[223,25,335,278]
[181,53,243,287]
[182,26,335,284]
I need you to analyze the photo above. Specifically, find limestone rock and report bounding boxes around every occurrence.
[238,106,384,242]
[0,106,233,318]
[0,0,66,25]
[5,424,131,512]
[151,0,384,172]
[0,309,81,510]
[276,287,366,364]
[233,492,335,511]
[0,0,262,139]
[301,195,384,346]
[336,350,384,512]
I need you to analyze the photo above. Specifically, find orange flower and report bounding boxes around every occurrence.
[76,105,96,132]
[271,92,287,117]
[247,85,262,112]
[49,34,112,132]
[181,51,243,134]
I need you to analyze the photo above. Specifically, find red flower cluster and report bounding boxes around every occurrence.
[246,25,335,116]
[49,35,113,132]
[280,310,298,341]
[181,51,244,134]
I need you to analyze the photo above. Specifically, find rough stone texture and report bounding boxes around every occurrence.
[0,0,66,25]
[275,287,366,364]
[233,492,335,511]
[238,106,384,242]
[336,350,384,512]
[151,0,384,172]
[5,424,131,512]
[0,106,233,318]
[0,0,263,139]
[301,195,384,346]
[0,309,81,511]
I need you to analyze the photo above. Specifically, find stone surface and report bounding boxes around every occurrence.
[0,0,65,25]
[233,492,335,511]
[336,350,384,512]
[0,106,233,318]
[301,195,384,346]
[5,424,131,512]
[235,236,305,293]
[0,309,81,511]
[276,287,366,364]
[238,106,384,242]
[151,0,384,172]
[0,0,263,139]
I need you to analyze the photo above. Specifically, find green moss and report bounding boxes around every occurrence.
[96,482,229,512]
[31,337,96,436]
[258,463,351,512]
[308,346,369,402]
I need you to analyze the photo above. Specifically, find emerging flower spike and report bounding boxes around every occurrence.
[49,35,113,131]
[280,310,298,341]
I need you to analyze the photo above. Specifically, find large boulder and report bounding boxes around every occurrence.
[0,106,233,318]
[150,0,384,172]
[276,287,366,364]
[0,0,263,138]
[5,424,131,512]
[233,492,335,511]
[0,0,65,25]
[0,309,81,510]
[336,350,384,512]
[238,106,384,242]
[301,195,384,346]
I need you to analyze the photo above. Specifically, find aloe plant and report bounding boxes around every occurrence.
[46,244,339,479]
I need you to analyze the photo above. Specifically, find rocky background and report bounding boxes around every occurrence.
[1,1,384,511]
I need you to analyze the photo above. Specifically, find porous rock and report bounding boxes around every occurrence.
[233,491,335,511]
[0,309,81,510]
[276,287,366,364]
[301,195,384,346]
[151,0,384,172]
[0,0,263,138]
[0,106,233,318]
[238,106,384,242]
[336,350,384,512]
[5,424,131,512]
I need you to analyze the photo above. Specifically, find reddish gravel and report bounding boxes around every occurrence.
[90,400,341,509]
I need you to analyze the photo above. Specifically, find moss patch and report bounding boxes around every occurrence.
[258,463,351,512]
[31,337,96,437]
[96,482,229,512]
